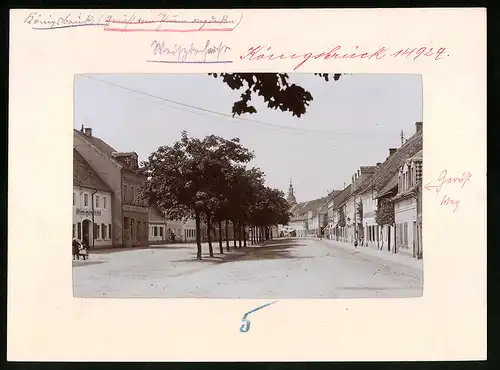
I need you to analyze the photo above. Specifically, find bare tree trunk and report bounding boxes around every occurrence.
[207,216,214,257]
[225,220,230,251]
[218,221,223,254]
[233,221,237,248]
[195,211,202,260]
[238,222,242,248]
[243,224,247,247]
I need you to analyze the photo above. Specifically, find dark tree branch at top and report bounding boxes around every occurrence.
[209,73,342,118]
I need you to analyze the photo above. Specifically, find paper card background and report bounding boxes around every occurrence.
[8,8,486,361]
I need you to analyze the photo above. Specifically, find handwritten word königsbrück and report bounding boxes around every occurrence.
[24,12,107,30]
[424,170,472,193]
[25,11,243,32]
[240,45,448,70]
[148,40,232,64]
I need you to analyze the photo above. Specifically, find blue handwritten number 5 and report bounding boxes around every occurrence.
[240,316,251,332]
[239,301,277,333]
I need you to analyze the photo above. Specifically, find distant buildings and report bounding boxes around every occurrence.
[280,121,424,260]
[149,207,167,244]
[280,179,332,238]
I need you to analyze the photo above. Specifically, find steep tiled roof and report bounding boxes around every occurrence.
[74,129,143,174]
[74,129,117,155]
[290,196,329,220]
[379,149,424,198]
[73,149,112,192]
[377,175,398,198]
[335,185,355,209]
[359,129,423,195]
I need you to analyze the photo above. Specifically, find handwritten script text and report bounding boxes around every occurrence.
[240,45,449,70]
[426,170,472,212]
[149,40,232,64]
[24,11,243,32]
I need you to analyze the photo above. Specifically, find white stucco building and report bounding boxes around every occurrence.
[149,207,167,244]
[393,150,423,257]
[73,149,113,248]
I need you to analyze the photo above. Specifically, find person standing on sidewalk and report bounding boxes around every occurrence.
[72,238,80,260]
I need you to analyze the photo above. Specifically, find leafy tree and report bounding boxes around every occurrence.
[375,197,395,226]
[140,131,253,260]
[248,186,291,241]
[356,201,363,224]
[209,73,342,117]
[338,207,346,228]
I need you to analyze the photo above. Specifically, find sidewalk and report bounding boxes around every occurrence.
[309,237,423,269]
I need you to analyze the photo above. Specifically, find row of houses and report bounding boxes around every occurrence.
[280,121,423,259]
[73,126,236,248]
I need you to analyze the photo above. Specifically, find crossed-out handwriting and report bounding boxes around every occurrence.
[24,11,243,32]
[425,170,472,212]
[240,45,448,70]
[148,40,232,64]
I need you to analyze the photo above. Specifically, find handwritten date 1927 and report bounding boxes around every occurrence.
[240,45,448,70]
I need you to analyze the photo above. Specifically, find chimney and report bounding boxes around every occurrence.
[389,148,397,156]
[84,127,93,137]
[415,121,422,132]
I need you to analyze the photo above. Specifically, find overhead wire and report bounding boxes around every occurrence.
[79,74,383,143]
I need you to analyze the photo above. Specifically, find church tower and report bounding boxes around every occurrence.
[286,177,297,205]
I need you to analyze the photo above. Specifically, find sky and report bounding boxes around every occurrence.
[74,73,422,202]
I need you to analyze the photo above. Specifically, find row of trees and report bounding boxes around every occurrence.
[140,131,291,260]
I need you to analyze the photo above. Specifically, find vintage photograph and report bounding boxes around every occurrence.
[72,73,423,298]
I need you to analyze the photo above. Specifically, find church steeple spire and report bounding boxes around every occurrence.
[286,177,297,205]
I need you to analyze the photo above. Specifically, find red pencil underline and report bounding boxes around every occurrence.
[103,27,234,32]
[106,20,233,25]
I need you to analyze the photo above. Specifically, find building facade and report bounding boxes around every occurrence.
[73,149,113,248]
[281,178,329,238]
[74,126,149,248]
[149,207,167,244]
[393,150,423,257]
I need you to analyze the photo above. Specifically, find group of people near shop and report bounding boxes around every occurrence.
[72,238,89,260]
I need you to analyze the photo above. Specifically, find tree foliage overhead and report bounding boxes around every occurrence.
[209,73,342,117]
